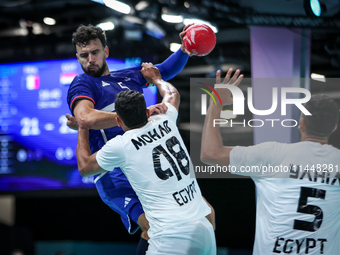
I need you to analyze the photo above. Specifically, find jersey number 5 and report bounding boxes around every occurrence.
[152,136,190,181]
[293,186,326,232]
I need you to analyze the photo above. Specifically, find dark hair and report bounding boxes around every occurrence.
[115,90,148,129]
[303,94,339,137]
[72,24,107,49]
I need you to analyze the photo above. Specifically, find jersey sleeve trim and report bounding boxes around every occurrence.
[70,96,95,110]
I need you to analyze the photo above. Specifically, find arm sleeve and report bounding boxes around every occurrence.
[96,136,126,171]
[67,75,96,114]
[129,48,189,88]
[155,48,189,81]
[230,142,280,177]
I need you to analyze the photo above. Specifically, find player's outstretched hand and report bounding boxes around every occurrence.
[66,114,79,130]
[141,62,162,85]
[179,24,194,56]
[148,102,168,116]
[214,68,243,106]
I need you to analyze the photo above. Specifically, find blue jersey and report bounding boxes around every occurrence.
[67,49,189,234]
[68,66,146,153]
[67,66,147,234]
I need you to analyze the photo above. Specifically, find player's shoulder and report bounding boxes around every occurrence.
[233,141,289,160]
[257,141,296,155]
[246,141,284,150]
[70,73,95,87]
[105,134,124,149]
[164,102,177,112]
[72,73,91,81]
[164,102,178,118]
[143,103,178,125]
[147,113,169,125]
[110,66,142,76]
[285,141,340,152]
[108,134,123,143]
[250,141,340,158]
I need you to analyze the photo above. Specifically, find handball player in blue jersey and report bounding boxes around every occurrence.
[66,24,195,254]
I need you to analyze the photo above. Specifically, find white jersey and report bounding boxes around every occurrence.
[230,141,340,255]
[96,103,211,237]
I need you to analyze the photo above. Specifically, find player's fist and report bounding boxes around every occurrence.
[179,24,194,56]
[148,103,168,116]
[66,114,79,130]
[141,62,162,85]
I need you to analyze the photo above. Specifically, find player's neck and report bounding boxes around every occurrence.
[301,134,328,145]
[123,123,147,132]
[102,68,110,76]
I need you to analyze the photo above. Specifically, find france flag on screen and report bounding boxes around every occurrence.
[26,74,40,90]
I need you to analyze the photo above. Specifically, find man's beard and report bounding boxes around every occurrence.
[83,61,108,77]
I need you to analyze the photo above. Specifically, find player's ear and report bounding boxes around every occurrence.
[146,108,151,118]
[76,53,79,61]
[116,116,123,127]
[104,46,109,58]
[298,116,306,132]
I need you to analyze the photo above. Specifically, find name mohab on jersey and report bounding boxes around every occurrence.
[131,120,171,150]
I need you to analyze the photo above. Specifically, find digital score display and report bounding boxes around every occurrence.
[0,57,157,192]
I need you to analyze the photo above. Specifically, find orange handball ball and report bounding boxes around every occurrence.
[183,24,216,56]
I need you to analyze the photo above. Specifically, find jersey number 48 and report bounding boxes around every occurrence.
[152,136,190,181]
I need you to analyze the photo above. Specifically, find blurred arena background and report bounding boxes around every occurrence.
[0,0,340,254]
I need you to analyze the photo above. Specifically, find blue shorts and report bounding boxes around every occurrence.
[94,169,144,234]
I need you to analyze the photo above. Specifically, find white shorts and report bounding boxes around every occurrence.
[146,217,216,255]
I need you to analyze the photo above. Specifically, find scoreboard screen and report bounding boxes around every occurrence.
[0,57,157,193]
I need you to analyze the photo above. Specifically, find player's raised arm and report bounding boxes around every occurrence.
[141,63,180,111]
[200,69,243,167]
[76,127,107,177]
[153,25,192,81]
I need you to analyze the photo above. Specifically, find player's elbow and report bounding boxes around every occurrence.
[78,167,87,177]
[78,166,91,177]
[173,90,180,103]
[77,116,94,129]
[169,89,180,104]
[200,150,216,165]
[77,157,91,177]
[200,147,223,165]
[201,147,231,166]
